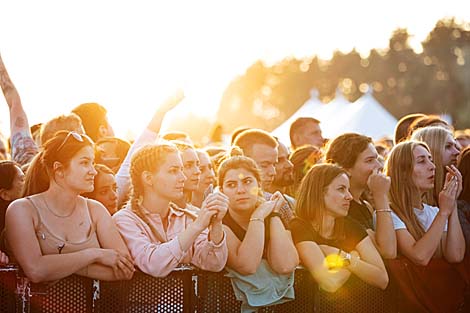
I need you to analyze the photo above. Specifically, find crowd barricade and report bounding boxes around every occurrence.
[96,265,195,313]
[196,267,315,312]
[7,261,466,313]
[27,275,94,313]
[0,265,17,313]
[314,273,398,313]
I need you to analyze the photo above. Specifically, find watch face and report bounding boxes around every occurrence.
[343,253,351,267]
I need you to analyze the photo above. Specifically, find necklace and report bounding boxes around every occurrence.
[43,195,77,218]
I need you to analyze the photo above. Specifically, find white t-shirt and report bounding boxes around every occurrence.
[390,203,448,232]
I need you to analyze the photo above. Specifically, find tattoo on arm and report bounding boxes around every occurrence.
[14,117,26,128]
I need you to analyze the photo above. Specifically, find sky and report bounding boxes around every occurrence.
[1,0,469,139]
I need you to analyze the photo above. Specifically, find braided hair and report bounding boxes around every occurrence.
[129,144,179,242]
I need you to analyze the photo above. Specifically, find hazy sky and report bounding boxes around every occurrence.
[1,0,469,138]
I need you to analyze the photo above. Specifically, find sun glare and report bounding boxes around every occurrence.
[0,1,469,139]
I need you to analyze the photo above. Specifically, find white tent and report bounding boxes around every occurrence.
[272,89,323,145]
[321,88,397,140]
[311,89,350,122]
[273,87,397,146]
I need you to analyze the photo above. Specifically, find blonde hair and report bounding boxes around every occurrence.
[40,113,83,146]
[128,144,180,242]
[385,141,430,240]
[411,126,452,206]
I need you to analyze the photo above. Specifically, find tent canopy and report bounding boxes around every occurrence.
[272,88,397,147]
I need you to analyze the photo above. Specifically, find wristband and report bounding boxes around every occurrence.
[268,212,282,220]
[249,217,265,223]
[376,209,392,213]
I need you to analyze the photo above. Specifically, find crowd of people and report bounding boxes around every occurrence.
[1,52,470,312]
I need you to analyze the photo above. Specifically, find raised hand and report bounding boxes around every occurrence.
[251,198,276,220]
[439,171,459,216]
[445,165,462,199]
[193,197,220,230]
[158,89,185,114]
[367,169,391,198]
[269,191,287,213]
[204,191,229,224]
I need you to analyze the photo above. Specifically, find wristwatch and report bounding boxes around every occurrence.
[342,252,352,267]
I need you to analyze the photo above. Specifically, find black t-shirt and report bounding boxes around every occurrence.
[223,212,270,257]
[348,199,373,230]
[290,217,367,252]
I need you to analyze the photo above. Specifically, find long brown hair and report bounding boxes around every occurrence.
[294,164,347,240]
[128,144,180,242]
[23,131,94,197]
[385,141,430,240]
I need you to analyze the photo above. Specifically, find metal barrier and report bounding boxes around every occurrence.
[28,275,94,313]
[96,265,195,313]
[0,265,17,313]
[196,267,315,313]
[1,262,448,313]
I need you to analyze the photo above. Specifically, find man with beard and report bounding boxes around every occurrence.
[265,138,295,191]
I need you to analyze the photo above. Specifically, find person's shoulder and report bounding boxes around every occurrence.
[7,197,33,211]
[5,196,36,220]
[112,204,135,220]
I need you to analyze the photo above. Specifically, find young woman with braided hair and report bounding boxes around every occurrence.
[113,144,229,277]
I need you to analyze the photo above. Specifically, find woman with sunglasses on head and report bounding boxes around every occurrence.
[5,131,134,283]
[113,144,228,277]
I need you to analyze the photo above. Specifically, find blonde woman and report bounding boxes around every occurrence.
[113,144,228,277]
[385,140,464,265]
[384,140,466,312]
[411,126,461,206]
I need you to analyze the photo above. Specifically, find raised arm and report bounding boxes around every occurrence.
[0,53,38,165]
[396,173,459,266]
[368,171,397,258]
[116,91,184,206]
[441,167,465,262]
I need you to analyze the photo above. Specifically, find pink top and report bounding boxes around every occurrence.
[113,203,227,277]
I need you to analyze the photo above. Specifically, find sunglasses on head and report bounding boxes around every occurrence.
[56,131,93,152]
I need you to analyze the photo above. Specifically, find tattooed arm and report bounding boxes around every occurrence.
[0,53,38,165]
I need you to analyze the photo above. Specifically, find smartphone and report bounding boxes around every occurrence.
[203,184,214,201]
